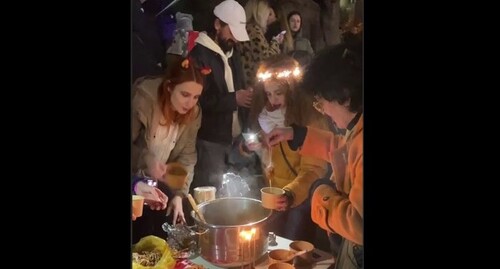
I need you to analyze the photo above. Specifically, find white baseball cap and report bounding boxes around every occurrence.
[213,0,250,42]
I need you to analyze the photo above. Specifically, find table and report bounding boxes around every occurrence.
[190,236,334,269]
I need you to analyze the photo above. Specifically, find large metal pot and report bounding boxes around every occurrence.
[191,197,272,268]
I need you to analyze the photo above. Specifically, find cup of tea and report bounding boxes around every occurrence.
[289,240,315,266]
[269,263,295,269]
[132,195,145,217]
[269,249,295,264]
[261,187,285,209]
[163,162,188,190]
[193,186,216,204]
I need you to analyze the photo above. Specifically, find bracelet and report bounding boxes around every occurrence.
[132,175,148,194]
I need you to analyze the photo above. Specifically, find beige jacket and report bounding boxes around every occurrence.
[131,76,202,196]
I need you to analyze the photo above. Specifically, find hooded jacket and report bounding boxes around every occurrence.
[188,32,249,145]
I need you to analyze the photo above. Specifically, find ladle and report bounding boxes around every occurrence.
[187,194,206,223]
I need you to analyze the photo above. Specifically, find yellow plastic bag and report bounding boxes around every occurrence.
[132,235,175,269]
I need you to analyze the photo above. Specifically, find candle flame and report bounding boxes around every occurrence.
[239,230,254,241]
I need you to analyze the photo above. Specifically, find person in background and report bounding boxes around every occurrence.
[266,41,363,269]
[286,11,314,65]
[188,0,254,190]
[237,0,283,89]
[278,0,324,52]
[264,0,281,42]
[287,11,314,55]
[244,54,328,240]
[132,56,207,242]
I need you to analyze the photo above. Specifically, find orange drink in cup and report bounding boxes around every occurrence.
[132,195,145,217]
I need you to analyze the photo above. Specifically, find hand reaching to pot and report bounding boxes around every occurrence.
[167,195,186,224]
[266,127,294,146]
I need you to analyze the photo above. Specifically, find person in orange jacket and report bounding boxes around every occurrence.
[266,40,363,269]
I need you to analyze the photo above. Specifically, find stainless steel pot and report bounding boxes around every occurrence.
[191,197,272,268]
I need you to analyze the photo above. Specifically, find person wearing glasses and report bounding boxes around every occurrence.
[266,41,363,269]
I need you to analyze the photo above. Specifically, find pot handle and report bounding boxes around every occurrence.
[185,224,209,235]
[161,222,208,235]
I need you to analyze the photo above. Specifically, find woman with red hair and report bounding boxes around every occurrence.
[132,57,208,242]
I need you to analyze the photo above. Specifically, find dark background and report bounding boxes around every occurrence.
[6,0,488,268]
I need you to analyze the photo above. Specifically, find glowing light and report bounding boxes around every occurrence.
[239,230,253,241]
[256,67,302,82]
[257,71,272,81]
[276,70,291,78]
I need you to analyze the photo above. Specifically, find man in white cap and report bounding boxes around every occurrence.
[189,0,255,190]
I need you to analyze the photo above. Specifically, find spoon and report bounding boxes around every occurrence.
[187,194,206,223]
[287,250,308,259]
[266,146,274,186]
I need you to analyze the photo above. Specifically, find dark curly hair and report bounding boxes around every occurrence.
[301,41,362,113]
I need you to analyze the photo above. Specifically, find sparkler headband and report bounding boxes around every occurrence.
[256,67,302,82]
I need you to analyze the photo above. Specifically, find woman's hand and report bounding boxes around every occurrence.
[166,195,186,224]
[275,194,289,211]
[273,30,286,44]
[246,141,262,151]
[266,127,294,146]
[147,158,167,179]
[135,181,168,210]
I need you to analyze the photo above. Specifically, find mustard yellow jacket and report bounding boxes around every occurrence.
[269,141,327,208]
[303,115,363,245]
[264,120,328,208]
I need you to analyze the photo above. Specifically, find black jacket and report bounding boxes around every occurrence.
[189,44,249,145]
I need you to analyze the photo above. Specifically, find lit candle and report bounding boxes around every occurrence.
[247,233,253,266]
[245,232,252,261]
[239,231,244,268]
[240,230,252,268]
[251,228,256,268]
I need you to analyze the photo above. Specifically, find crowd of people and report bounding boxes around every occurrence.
[132,0,363,268]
